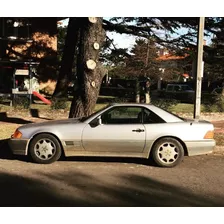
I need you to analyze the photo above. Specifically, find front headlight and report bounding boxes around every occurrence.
[12,129,23,139]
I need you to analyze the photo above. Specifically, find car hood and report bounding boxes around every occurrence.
[19,118,81,130]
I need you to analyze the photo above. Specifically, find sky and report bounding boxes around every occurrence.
[60,18,136,49]
[59,18,212,50]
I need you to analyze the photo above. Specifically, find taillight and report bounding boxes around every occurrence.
[12,129,22,139]
[204,130,214,139]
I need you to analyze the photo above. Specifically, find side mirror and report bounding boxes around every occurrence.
[89,116,102,128]
[98,116,102,125]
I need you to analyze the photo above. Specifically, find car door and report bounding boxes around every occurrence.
[82,106,146,153]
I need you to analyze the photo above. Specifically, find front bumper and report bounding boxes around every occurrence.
[8,139,29,156]
[186,140,216,156]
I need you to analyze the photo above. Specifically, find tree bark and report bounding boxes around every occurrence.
[53,18,80,97]
[69,18,106,118]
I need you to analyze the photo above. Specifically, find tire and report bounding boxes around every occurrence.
[29,134,62,164]
[152,137,184,168]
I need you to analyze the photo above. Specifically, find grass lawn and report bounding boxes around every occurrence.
[170,103,194,113]
[169,103,215,114]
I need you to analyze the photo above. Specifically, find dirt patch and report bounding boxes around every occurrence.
[211,120,224,133]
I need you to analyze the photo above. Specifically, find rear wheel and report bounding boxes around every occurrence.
[152,137,184,167]
[29,134,62,164]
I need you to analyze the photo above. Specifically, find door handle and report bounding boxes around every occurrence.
[132,129,144,133]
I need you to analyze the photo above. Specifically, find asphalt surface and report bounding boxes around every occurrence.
[0,148,223,207]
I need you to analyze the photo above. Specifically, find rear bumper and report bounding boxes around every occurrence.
[186,140,216,156]
[8,139,29,155]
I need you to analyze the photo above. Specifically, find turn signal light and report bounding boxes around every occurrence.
[204,130,214,139]
[12,130,22,139]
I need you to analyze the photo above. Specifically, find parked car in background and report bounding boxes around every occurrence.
[9,103,215,167]
[163,84,195,103]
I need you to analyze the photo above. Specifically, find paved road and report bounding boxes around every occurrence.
[0,148,223,206]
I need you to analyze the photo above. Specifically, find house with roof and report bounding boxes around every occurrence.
[156,48,193,82]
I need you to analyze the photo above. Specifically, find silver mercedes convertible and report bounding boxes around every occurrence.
[9,103,215,167]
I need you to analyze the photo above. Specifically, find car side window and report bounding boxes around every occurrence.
[166,85,173,91]
[142,108,165,124]
[174,85,181,91]
[101,106,142,124]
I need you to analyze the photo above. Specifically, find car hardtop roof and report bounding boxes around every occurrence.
[109,103,157,108]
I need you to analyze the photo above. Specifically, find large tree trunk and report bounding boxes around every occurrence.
[53,18,80,97]
[69,17,106,118]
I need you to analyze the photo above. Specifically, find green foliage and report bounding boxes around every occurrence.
[104,17,199,49]
[104,17,224,83]
[13,97,30,109]
[203,18,224,81]
[214,94,224,112]
[0,96,4,103]
[109,38,162,80]
[40,86,54,96]
[57,26,67,62]
[202,91,224,112]
[51,98,68,110]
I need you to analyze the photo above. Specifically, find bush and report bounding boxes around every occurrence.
[13,96,30,109]
[51,98,68,110]
[213,94,224,112]
[203,93,224,112]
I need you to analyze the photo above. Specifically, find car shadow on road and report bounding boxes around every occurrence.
[62,156,158,167]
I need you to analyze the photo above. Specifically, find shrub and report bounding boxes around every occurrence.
[51,98,68,110]
[213,94,224,112]
[203,93,224,112]
[13,96,30,109]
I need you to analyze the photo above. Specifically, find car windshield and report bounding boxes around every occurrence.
[79,104,111,122]
[181,85,193,91]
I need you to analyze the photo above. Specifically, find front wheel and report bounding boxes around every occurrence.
[29,134,62,164]
[152,137,184,167]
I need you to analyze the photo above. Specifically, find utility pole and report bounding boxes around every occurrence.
[145,38,150,104]
[194,17,205,121]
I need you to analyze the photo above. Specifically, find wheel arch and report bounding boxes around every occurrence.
[148,135,188,159]
[27,132,65,157]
